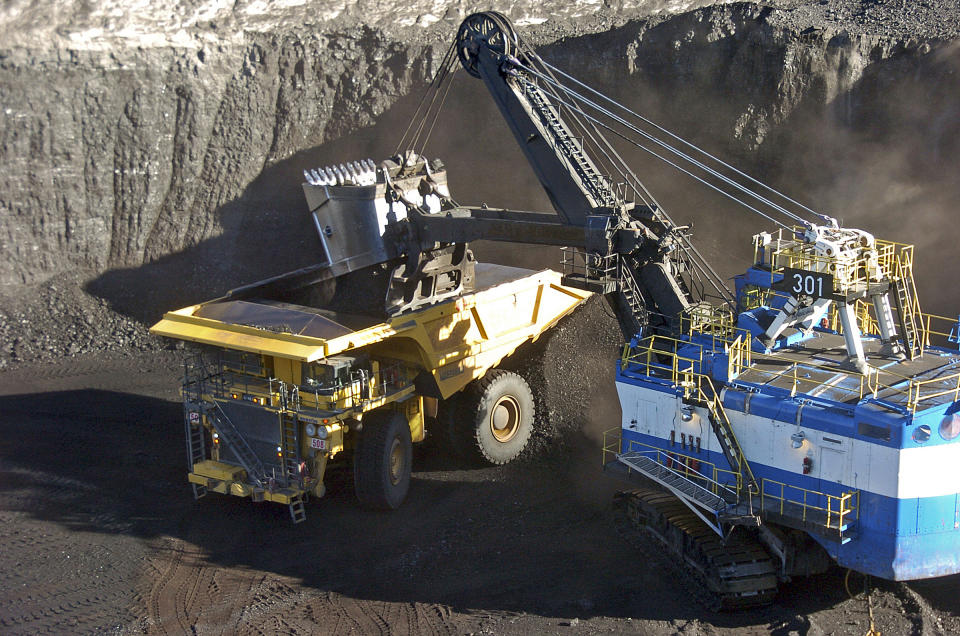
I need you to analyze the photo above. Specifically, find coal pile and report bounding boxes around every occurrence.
[500,295,625,455]
[0,270,167,370]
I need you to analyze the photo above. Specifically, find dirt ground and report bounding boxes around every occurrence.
[0,350,958,635]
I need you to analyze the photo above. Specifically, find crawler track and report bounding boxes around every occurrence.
[616,489,779,610]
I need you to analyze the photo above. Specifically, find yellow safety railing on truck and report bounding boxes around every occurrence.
[195,351,417,418]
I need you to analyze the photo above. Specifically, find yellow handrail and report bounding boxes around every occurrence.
[692,373,758,491]
[722,342,960,414]
[759,477,859,529]
[603,429,859,533]
[621,287,960,415]
[750,228,942,350]
[603,431,743,495]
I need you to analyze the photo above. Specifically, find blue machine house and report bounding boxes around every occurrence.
[607,223,960,606]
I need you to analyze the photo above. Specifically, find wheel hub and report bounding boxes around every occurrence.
[389,437,404,486]
[490,395,521,443]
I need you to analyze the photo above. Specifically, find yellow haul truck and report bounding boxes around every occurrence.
[151,157,591,521]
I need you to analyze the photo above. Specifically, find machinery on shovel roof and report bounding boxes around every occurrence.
[153,11,960,608]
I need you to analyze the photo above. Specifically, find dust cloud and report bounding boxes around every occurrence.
[269,28,959,317]
[780,41,960,316]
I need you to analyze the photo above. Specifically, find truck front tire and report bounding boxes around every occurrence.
[456,369,535,465]
[354,410,412,509]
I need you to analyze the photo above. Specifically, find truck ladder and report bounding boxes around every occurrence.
[684,373,759,496]
[280,413,302,489]
[892,257,923,359]
[288,494,307,524]
[184,412,207,499]
[280,412,307,523]
[182,357,209,499]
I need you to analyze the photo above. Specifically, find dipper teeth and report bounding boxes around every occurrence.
[357,160,375,185]
[310,159,382,186]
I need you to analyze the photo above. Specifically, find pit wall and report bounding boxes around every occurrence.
[1,3,957,317]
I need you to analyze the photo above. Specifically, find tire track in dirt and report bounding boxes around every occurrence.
[172,559,214,633]
[330,592,392,634]
[313,593,458,635]
[417,602,457,635]
[232,575,303,633]
[146,538,189,635]
[141,537,260,635]
[321,591,366,634]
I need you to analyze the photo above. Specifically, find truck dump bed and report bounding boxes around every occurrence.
[151,263,590,398]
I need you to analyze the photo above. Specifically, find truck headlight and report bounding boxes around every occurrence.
[316,425,329,440]
[305,423,316,437]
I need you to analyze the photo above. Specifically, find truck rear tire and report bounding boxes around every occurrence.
[354,410,412,509]
[456,369,535,465]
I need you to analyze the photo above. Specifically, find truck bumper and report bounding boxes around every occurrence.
[188,460,311,504]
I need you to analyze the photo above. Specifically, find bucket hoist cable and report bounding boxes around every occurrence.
[533,55,836,226]
[514,58,815,230]
[394,40,460,159]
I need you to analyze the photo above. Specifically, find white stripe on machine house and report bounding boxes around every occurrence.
[616,381,960,501]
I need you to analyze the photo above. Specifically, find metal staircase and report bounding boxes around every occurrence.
[618,261,648,336]
[892,257,923,359]
[181,353,269,489]
[683,373,759,496]
[616,451,731,533]
[617,452,728,511]
[203,403,268,488]
[614,446,766,536]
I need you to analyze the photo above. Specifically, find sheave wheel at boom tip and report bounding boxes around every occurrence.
[456,12,517,78]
